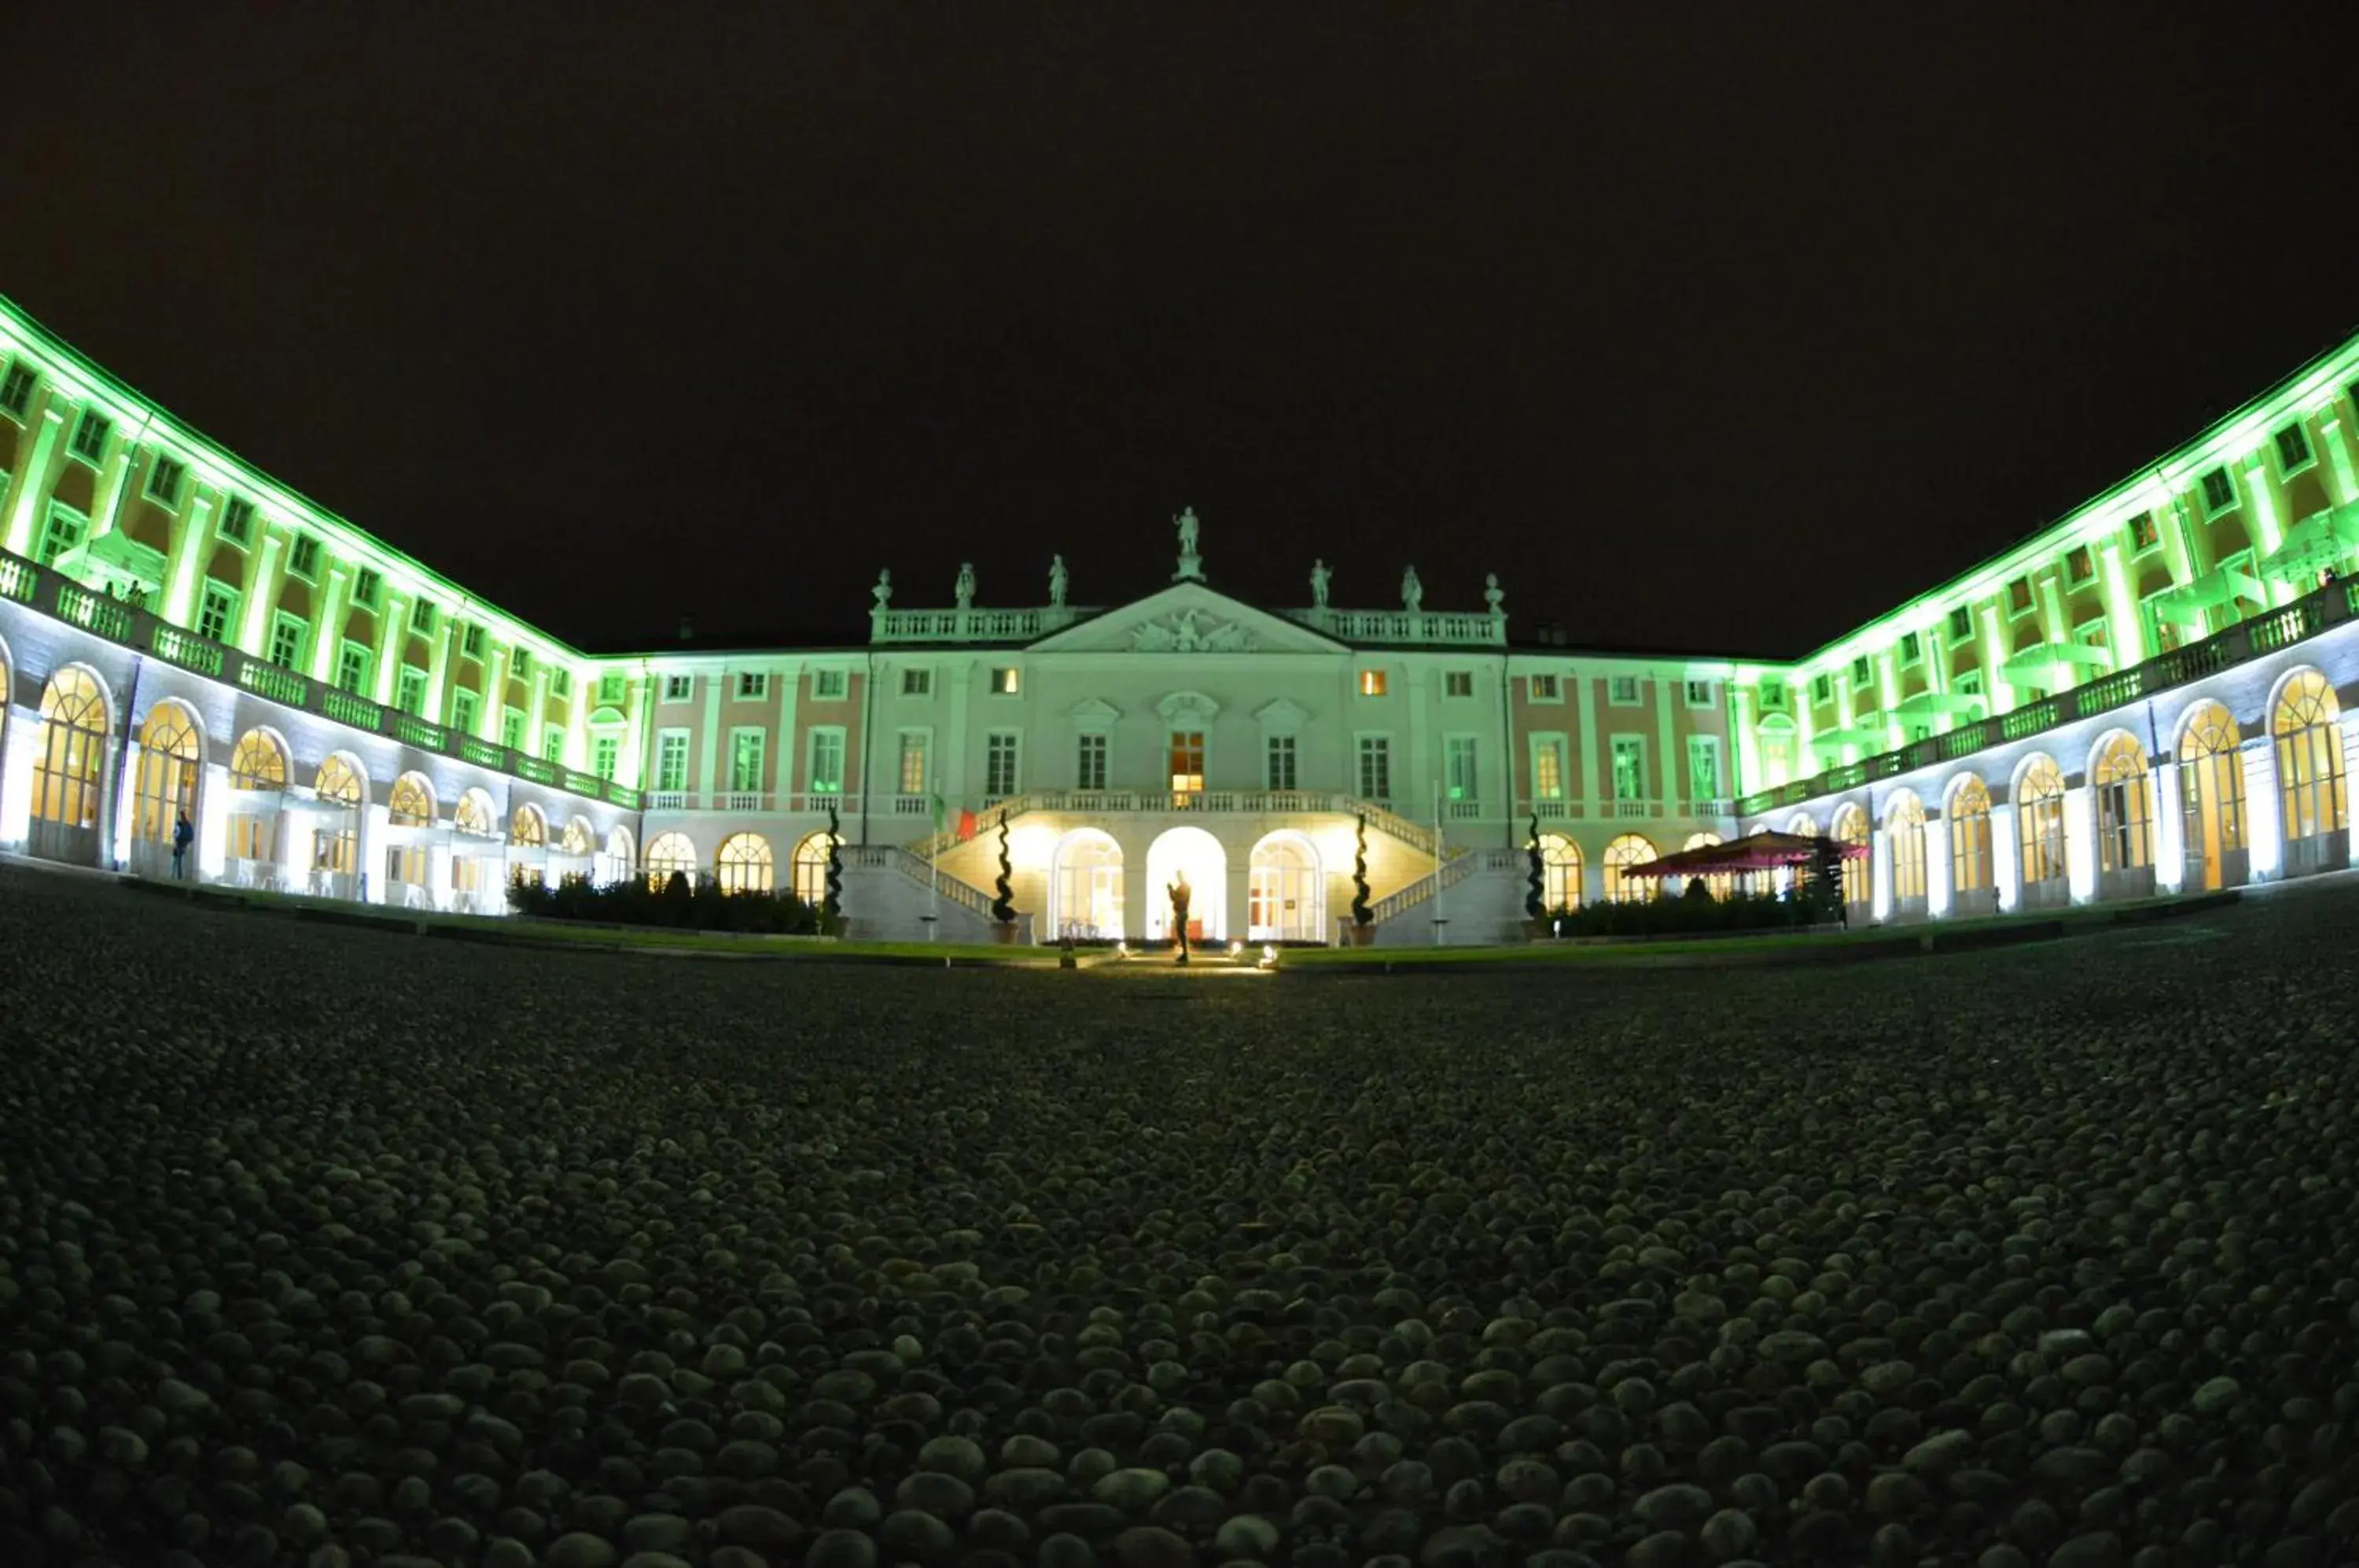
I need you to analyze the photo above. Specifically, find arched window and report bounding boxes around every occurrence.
[1602,833,1658,904]
[1833,803,1871,907]
[2274,670,2346,845]
[644,830,697,889]
[1782,813,1819,900]
[2016,756,2068,887]
[133,702,203,848]
[1886,793,1927,904]
[561,816,594,857]
[2091,734,2152,874]
[1681,830,1732,900]
[227,729,288,868]
[231,729,288,790]
[511,802,547,848]
[791,831,834,906]
[388,773,436,826]
[32,668,110,836]
[455,790,496,837]
[718,832,775,895]
[314,755,365,879]
[2177,702,2243,890]
[1538,832,1582,911]
[599,825,635,886]
[1949,776,1993,893]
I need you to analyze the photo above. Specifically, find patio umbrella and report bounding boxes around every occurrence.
[1621,830,1868,878]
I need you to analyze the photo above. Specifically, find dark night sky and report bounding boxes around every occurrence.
[6,5,2357,659]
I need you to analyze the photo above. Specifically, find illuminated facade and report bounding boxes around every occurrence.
[2,289,2357,940]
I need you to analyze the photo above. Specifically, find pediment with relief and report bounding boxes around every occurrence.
[1023,581,1347,656]
[1254,698,1310,734]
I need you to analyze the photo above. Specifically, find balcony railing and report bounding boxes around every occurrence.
[870,605,1087,643]
[0,543,642,812]
[1739,581,2353,817]
[1286,606,1509,646]
[902,788,1448,862]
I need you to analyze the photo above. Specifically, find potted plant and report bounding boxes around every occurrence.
[1522,812,1552,940]
[988,818,1021,944]
[1346,812,1376,946]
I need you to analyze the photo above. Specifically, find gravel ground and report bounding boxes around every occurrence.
[3,863,2357,1568]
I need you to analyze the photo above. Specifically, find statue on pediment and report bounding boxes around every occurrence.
[1048,554,1069,608]
[872,569,892,612]
[1173,506,1204,582]
[1485,572,1503,615]
[1310,558,1331,609]
[1401,565,1423,614]
[955,561,976,609]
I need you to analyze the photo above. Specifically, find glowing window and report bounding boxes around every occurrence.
[644,830,697,889]
[1833,803,1871,907]
[388,773,436,826]
[1886,793,1926,904]
[1358,670,1387,698]
[511,804,547,848]
[2015,756,2068,886]
[716,831,775,894]
[1538,832,1581,911]
[1948,776,1993,893]
[2091,733,2152,873]
[2274,670,2347,843]
[1602,833,1658,904]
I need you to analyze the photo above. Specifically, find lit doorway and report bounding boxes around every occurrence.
[1248,830,1323,941]
[1051,828,1125,940]
[1145,825,1225,942]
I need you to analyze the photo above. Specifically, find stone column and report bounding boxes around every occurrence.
[161,491,216,628]
[308,564,352,684]
[1871,821,1893,923]
[1992,801,2019,913]
[1224,852,1250,948]
[237,534,285,656]
[2,404,67,557]
[1924,815,1952,919]
[2064,784,2096,904]
[2152,756,2185,894]
[1121,837,1150,944]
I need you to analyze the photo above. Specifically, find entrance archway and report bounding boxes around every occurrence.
[1051,828,1125,941]
[131,700,204,878]
[1248,830,1323,942]
[1145,825,1226,943]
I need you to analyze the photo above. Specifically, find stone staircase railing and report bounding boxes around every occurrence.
[1366,846,1522,926]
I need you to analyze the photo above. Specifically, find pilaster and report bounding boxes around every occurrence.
[237,534,285,656]
[309,564,353,684]
[2152,758,2185,894]
[374,591,410,705]
[4,406,67,557]
[161,491,216,627]
[1992,802,2019,913]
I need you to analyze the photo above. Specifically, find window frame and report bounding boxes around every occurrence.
[0,362,35,418]
[738,671,771,701]
[1947,605,1974,642]
[1610,734,1649,804]
[810,668,848,701]
[984,730,1022,797]
[896,729,930,796]
[334,639,371,696]
[351,567,384,610]
[285,533,322,583]
[395,664,427,716]
[901,667,933,697]
[1686,734,1722,803]
[1355,733,1393,801]
[2006,576,2036,619]
[1444,670,1474,699]
[727,727,767,793]
[662,673,693,702]
[1443,733,1479,802]
[266,611,308,672]
[1076,731,1109,791]
[1606,675,1641,707]
[1529,734,1570,801]
[2275,421,2315,476]
[806,727,848,793]
[68,409,110,464]
[215,496,255,547]
[989,666,1021,696]
[195,582,238,643]
[654,729,694,793]
[2128,511,2162,556]
[1527,672,1562,702]
[2199,466,2239,517]
[144,454,186,506]
[1898,631,1922,668]
[1264,733,1297,791]
[2064,546,2094,585]
[1684,678,1715,708]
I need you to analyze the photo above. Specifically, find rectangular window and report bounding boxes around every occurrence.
[811,668,845,700]
[335,641,370,695]
[1444,670,1474,698]
[2276,421,2314,473]
[901,667,933,697]
[399,596,432,634]
[662,673,691,701]
[196,583,237,642]
[1898,632,1922,668]
[2129,512,2160,554]
[396,664,427,716]
[1529,673,1560,701]
[2142,591,2185,656]
[729,729,766,792]
[2200,466,2237,514]
[451,687,480,735]
[991,667,1021,695]
[1812,673,1832,705]
[267,613,307,671]
[1077,733,1108,791]
[1358,669,1388,697]
[1687,735,1722,802]
[0,363,34,416]
[511,648,532,679]
[1444,734,1478,801]
[1533,738,1566,800]
[586,672,619,703]
[145,455,185,506]
[549,668,570,700]
[2066,546,2093,583]
[69,409,110,462]
[1757,683,1786,712]
[461,624,486,660]
[1247,734,1286,792]
[985,731,1021,797]
[1849,655,1871,686]
[1955,670,1984,699]
[656,731,692,792]
[738,671,770,700]
[1947,606,1972,641]
[286,534,322,581]
[351,567,383,609]
[501,708,525,749]
[1610,736,1647,804]
[1684,678,1714,707]
[2007,576,2034,617]
[897,732,928,794]
[592,734,620,781]
[215,496,254,546]
[1608,675,1640,706]
[1168,730,1205,795]
[1356,734,1392,801]
[542,727,565,764]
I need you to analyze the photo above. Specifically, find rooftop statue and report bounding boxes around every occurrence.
[1310,558,1331,609]
[955,561,976,610]
[872,568,892,612]
[1173,506,1204,581]
[1401,565,1423,614]
[1485,572,1503,615]
[1048,554,1069,608]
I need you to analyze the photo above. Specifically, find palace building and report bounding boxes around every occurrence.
[2,289,2357,943]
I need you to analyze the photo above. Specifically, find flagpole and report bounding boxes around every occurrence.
[929,795,941,941]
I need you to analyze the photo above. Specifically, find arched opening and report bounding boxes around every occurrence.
[1678,830,1734,902]
[131,701,204,879]
[1051,828,1125,941]
[2273,668,2347,877]
[644,830,697,890]
[1538,832,1582,913]
[2176,701,2246,891]
[1831,803,1871,911]
[510,801,547,848]
[560,815,595,859]
[1886,792,1927,917]
[451,787,502,911]
[1146,825,1227,942]
[1757,713,1796,789]
[718,832,775,895]
[1249,830,1323,943]
[1781,813,1816,901]
[311,754,366,898]
[2015,754,2069,909]
[1947,775,1996,914]
[30,666,111,865]
[598,824,635,887]
[1602,832,1658,904]
[2090,732,2155,897]
[385,772,437,907]
[227,727,289,888]
[789,830,832,907]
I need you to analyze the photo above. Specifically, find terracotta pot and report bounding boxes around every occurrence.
[1346,922,1377,948]
[990,922,1021,945]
